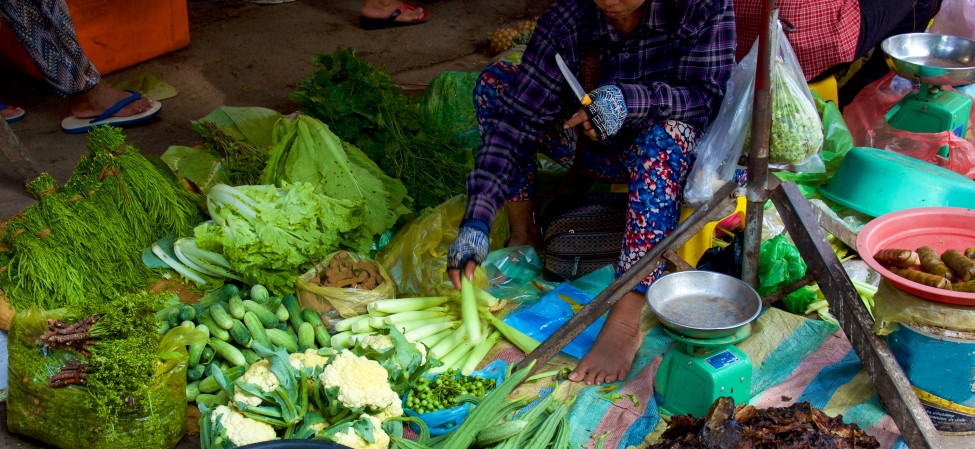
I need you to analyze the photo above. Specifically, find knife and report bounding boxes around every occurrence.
[555,53,592,107]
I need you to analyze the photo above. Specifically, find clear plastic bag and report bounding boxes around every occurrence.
[685,23,825,207]
[483,246,543,301]
[6,307,199,449]
[402,360,508,436]
[928,0,975,41]
[843,72,975,178]
[296,251,396,317]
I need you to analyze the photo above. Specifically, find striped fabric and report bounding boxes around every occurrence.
[481,307,908,449]
[0,0,99,97]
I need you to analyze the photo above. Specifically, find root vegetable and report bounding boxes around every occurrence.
[942,249,975,282]
[873,249,920,268]
[890,267,952,290]
[917,246,956,281]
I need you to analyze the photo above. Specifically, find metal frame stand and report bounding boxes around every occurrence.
[515,1,945,447]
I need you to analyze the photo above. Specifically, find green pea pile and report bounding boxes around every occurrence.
[405,370,497,414]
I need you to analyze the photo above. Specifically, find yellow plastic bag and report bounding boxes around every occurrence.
[873,280,975,336]
[296,251,396,317]
[377,195,510,297]
[6,307,204,449]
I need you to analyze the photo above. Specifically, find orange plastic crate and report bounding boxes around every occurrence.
[0,0,189,79]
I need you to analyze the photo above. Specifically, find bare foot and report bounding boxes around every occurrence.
[1,105,24,121]
[360,0,426,22]
[568,291,645,385]
[68,84,154,119]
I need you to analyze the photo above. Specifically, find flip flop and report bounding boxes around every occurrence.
[360,4,430,30]
[61,90,162,134]
[1,102,26,124]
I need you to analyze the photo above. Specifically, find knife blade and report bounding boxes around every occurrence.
[555,53,592,107]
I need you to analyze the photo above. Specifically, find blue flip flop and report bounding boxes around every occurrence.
[61,90,162,134]
[1,102,26,124]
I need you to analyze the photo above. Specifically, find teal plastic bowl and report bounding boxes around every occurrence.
[818,147,975,218]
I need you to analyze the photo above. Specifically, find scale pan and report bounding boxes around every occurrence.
[646,271,762,339]
[882,33,975,86]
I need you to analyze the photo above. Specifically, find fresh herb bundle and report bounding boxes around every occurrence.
[290,48,473,209]
[196,121,267,186]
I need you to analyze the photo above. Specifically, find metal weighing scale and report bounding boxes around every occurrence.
[646,271,763,418]
[881,33,975,157]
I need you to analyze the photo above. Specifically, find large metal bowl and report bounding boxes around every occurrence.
[645,271,762,339]
[882,33,975,86]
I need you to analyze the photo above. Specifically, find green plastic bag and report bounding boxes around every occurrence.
[418,71,480,149]
[758,234,816,313]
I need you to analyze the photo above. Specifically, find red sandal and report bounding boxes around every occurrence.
[360,4,430,30]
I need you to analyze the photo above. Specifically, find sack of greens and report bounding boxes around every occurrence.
[6,292,204,449]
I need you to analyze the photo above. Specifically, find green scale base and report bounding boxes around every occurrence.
[654,325,753,418]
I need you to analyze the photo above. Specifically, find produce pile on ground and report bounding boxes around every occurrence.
[874,246,975,291]
[649,397,879,449]
[488,19,536,55]
[309,251,384,290]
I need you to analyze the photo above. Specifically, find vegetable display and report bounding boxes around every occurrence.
[311,251,384,290]
[405,370,497,414]
[877,246,975,292]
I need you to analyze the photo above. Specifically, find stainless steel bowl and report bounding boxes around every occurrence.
[645,271,762,339]
[882,33,975,86]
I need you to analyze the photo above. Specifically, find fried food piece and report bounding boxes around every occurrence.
[942,249,975,282]
[917,246,956,281]
[890,267,951,290]
[874,248,920,268]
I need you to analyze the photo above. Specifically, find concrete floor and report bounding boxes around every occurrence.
[1,1,972,448]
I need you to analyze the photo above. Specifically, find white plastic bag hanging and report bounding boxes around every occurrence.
[928,0,975,41]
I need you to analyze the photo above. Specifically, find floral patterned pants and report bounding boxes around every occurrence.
[475,61,702,291]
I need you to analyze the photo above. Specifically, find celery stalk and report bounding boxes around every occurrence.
[429,325,469,360]
[430,339,475,374]
[330,331,353,348]
[461,277,482,345]
[487,315,540,354]
[368,296,450,314]
[461,330,501,376]
[404,321,458,342]
[392,316,455,333]
[417,329,453,349]
[384,310,449,325]
[333,315,369,333]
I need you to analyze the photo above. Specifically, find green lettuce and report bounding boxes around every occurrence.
[261,115,409,238]
[194,182,366,294]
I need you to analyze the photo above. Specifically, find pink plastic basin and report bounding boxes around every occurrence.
[857,207,975,306]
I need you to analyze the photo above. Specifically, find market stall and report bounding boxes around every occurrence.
[1,0,975,448]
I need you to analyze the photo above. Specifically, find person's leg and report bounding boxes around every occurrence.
[569,121,698,386]
[0,0,152,117]
[361,0,428,23]
[840,0,939,106]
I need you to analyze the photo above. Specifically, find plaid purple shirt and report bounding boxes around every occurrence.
[464,0,736,228]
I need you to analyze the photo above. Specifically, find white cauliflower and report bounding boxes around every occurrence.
[329,414,389,449]
[359,334,427,365]
[290,348,331,370]
[211,405,276,446]
[319,349,399,412]
[374,400,404,422]
[234,360,279,407]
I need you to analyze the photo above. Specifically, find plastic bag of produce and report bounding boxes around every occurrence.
[7,306,201,449]
[418,71,481,149]
[843,72,975,178]
[296,251,396,317]
[376,195,511,297]
[758,234,815,313]
[402,360,508,436]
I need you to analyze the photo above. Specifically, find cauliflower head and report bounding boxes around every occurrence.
[319,349,399,411]
[211,405,276,447]
[329,414,389,449]
[234,360,279,407]
[290,348,331,370]
[374,400,404,422]
[360,334,427,365]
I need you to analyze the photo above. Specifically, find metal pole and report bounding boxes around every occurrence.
[741,1,777,288]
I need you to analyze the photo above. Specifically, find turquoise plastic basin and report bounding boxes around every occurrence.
[818,147,975,217]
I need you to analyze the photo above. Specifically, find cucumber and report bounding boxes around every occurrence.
[275,304,289,322]
[209,303,235,330]
[298,323,316,352]
[244,312,271,350]
[281,294,304,333]
[276,322,288,332]
[264,296,282,312]
[265,328,299,353]
[199,284,240,308]
[240,348,261,366]
[200,346,216,365]
[187,364,206,381]
[302,309,331,347]
[196,390,230,409]
[181,320,196,330]
[209,338,246,366]
[186,380,202,402]
[242,300,278,328]
[198,312,230,341]
[229,319,252,348]
[286,326,299,342]
[199,366,247,393]
[192,304,206,323]
[178,304,197,322]
[157,322,171,335]
[188,324,210,368]
[251,285,270,304]
[167,309,179,328]
[228,295,245,320]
